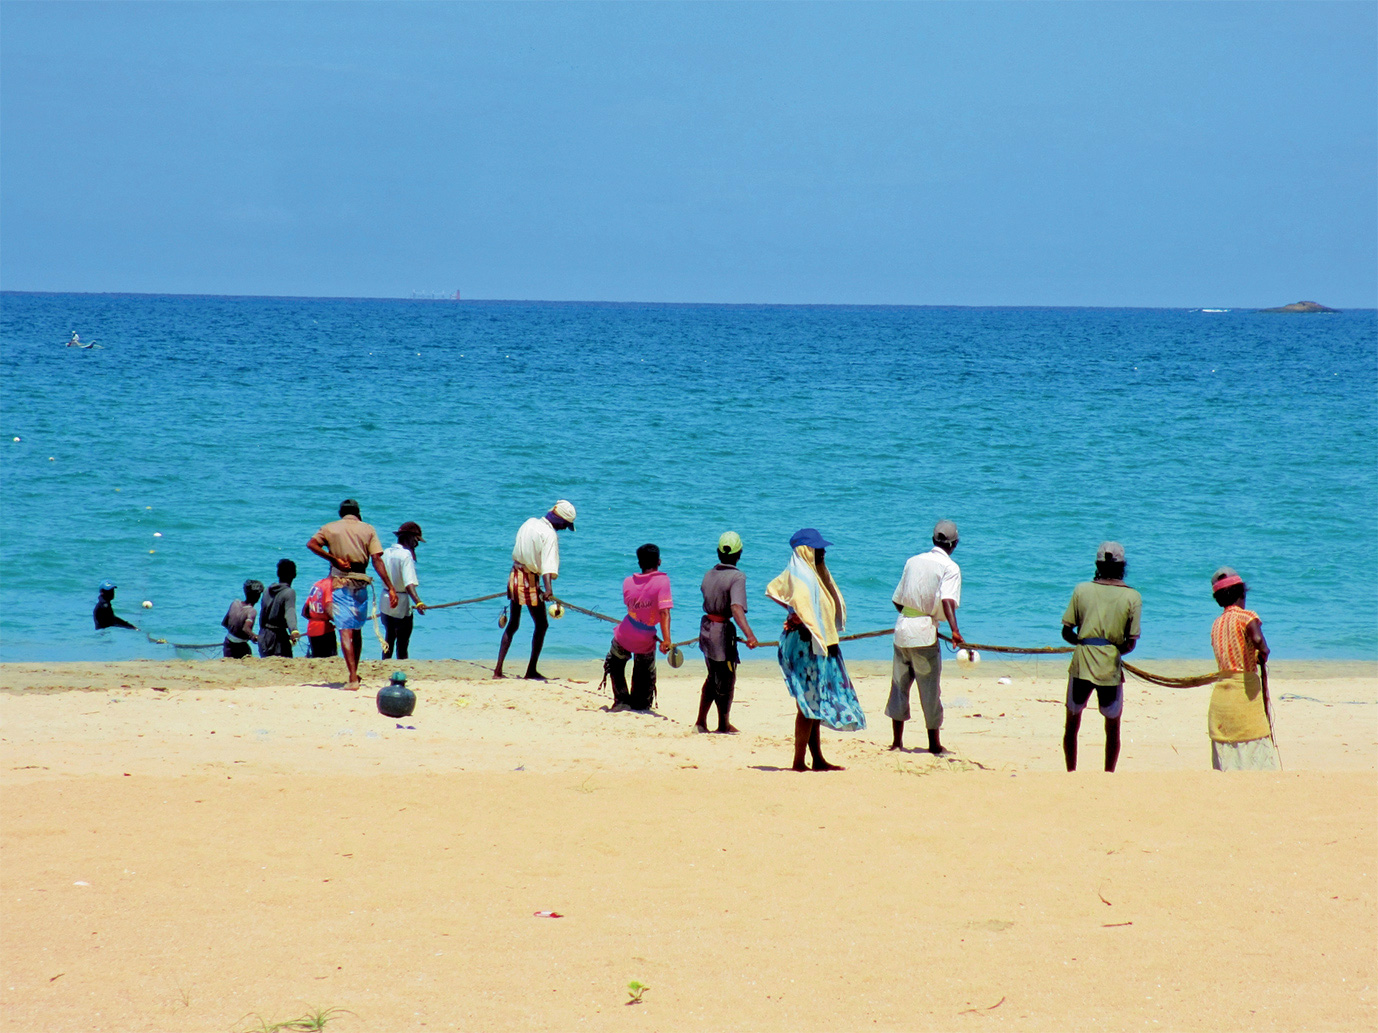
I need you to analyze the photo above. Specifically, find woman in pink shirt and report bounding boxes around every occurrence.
[601,544,672,711]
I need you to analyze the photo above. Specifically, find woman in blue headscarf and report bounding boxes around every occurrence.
[766,528,866,771]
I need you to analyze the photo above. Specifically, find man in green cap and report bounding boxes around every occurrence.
[695,532,759,733]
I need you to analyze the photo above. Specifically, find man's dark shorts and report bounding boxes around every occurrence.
[1066,677,1124,720]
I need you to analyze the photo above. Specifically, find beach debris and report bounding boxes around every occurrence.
[395,723,416,730]
[73,881,89,886]
[534,911,563,918]
[958,996,1005,1014]
[626,981,648,1004]
[997,676,1012,685]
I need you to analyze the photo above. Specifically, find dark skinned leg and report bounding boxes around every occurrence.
[1063,709,1082,771]
[809,719,844,771]
[792,710,811,771]
[524,603,549,679]
[695,669,714,732]
[493,599,521,678]
[341,628,361,687]
[890,718,905,751]
[927,728,946,755]
[1104,716,1121,772]
[715,680,738,733]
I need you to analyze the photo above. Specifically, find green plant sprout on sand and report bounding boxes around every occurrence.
[235,1006,355,1032]
[626,981,648,1005]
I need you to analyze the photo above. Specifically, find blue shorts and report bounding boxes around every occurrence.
[332,585,369,630]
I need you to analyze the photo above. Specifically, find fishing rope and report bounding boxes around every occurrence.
[142,584,1246,689]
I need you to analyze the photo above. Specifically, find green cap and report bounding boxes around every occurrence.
[718,531,743,555]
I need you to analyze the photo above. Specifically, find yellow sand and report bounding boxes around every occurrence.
[2,657,1375,1032]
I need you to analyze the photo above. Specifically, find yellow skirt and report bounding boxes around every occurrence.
[1208,671,1272,744]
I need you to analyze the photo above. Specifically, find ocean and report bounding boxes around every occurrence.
[1,293,1374,664]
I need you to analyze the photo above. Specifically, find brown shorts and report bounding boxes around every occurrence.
[508,564,541,607]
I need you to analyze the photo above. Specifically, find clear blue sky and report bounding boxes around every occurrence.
[2,1,1374,306]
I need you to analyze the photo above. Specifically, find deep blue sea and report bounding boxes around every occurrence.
[1,293,1374,664]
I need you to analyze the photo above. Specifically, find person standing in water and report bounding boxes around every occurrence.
[222,580,263,659]
[306,498,398,690]
[258,559,300,658]
[301,574,337,658]
[1205,567,1278,770]
[1060,541,1142,772]
[886,520,965,755]
[93,580,138,630]
[766,528,865,772]
[695,532,758,733]
[494,500,576,680]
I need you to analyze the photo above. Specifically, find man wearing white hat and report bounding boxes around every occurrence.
[494,499,576,680]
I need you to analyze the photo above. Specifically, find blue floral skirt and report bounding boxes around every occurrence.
[778,627,867,731]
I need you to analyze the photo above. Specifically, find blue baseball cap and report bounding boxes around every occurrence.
[789,528,832,550]
[98,579,117,592]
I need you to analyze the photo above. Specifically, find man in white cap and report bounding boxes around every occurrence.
[1060,541,1142,772]
[494,500,576,680]
[886,519,965,754]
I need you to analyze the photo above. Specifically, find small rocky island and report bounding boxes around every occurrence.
[1260,300,1340,313]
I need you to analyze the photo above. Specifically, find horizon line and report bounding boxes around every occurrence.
[1,289,1369,312]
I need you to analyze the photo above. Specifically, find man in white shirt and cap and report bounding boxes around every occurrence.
[494,499,576,680]
[886,519,966,754]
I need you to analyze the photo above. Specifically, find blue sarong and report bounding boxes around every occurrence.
[331,585,369,630]
[778,626,866,731]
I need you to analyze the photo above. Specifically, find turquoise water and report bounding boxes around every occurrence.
[1,293,1374,663]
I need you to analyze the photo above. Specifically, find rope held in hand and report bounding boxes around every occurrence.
[145,584,1225,688]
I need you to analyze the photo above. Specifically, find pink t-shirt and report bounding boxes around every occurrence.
[613,570,673,654]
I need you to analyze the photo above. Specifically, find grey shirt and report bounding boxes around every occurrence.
[699,563,747,662]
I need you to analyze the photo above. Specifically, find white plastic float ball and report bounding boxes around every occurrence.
[547,601,564,619]
[12,437,19,442]
[142,600,153,609]
[153,532,162,538]
[956,648,981,664]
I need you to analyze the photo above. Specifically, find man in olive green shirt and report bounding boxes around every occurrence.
[1060,541,1142,772]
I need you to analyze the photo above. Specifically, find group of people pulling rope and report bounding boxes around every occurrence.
[130,497,1282,774]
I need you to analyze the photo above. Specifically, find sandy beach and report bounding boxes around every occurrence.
[3,656,1375,1031]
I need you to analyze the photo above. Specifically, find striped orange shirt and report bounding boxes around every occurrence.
[1211,605,1261,673]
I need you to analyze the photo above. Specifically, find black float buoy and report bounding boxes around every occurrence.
[377,670,416,718]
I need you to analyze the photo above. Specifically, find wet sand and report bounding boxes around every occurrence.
[2,657,1375,1031]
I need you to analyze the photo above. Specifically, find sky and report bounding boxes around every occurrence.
[2,1,1374,307]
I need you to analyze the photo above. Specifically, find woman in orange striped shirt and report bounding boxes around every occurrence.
[1207,567,1278,771]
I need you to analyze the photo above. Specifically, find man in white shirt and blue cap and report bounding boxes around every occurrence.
[886,519,966,754]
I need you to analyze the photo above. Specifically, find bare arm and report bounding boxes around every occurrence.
[942,598,964,646]
[541,574,555,601]
[731,603,758,649]
[1061,623,1079,646]
[1246,618,1269,666]
[307,533,351,572]
[658,610,672,654]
